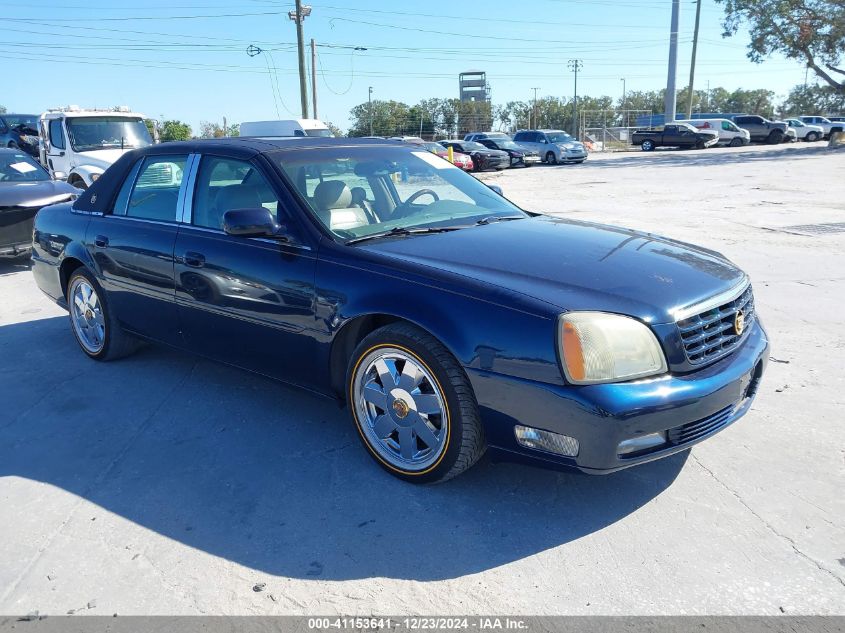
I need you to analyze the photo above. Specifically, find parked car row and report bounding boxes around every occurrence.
[386,129,587,171]
[632,113,843,151]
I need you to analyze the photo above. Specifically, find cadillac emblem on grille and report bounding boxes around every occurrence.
[734,310,746,336]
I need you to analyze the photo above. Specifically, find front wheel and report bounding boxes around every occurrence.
[641,140,655,151]
[347,323,485,483]
[767,130,784,144]
[545,151,557,164]
[67,268,140,361]
[730,137,743,147]
[806,132,819,142]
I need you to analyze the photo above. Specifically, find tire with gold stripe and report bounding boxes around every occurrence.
[347,323,485,483]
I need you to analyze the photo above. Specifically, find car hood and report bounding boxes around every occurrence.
[73,148,133,169]
[0,180,79,208]
[359,215,746,324]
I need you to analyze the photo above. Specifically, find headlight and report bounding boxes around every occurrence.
[559,312,667,384]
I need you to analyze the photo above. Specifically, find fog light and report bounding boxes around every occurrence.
[617,432,666,456]
[515,425,579,457]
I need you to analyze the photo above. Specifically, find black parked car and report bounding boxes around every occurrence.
[0,114,41,158]
[0,148,79,258]
[440,140,510,171]
[477,138,540,167]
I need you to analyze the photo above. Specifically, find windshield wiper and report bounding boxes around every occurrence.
[475,215,525,225]
[346,225,460,245]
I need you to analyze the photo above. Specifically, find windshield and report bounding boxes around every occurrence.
[495,140,522,150]
[274,146,527,242]
[423,142,445,153]
[461,141,487,151]
[546,132,573,143]
[0,151,50,182]
[66,116,152,152]
[304,128,333,137]
[3,115,38,132]
[788,120,803,127]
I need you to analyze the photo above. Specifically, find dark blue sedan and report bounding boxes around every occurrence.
[31,138,768,483]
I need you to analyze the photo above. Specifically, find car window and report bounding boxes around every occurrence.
[123,155,187,222]
[192,156,281,230]
[722,121,734,131]
[274,146,526,240]
[48,119,65,150]
[0,151,51,182]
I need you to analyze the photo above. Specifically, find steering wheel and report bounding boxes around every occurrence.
[392,188,440,219]
[404,188,439,205]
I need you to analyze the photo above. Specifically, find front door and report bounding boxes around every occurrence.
[86,153,188,344]
[174,154,320,387]
[44,118,70,179]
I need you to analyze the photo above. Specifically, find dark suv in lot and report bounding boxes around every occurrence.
[0,114,40,157]
[731,115,790,144]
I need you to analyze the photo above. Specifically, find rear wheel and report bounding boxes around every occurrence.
[67,268,139,361]
[545,151,557,164]
[347,323,485,483]
[641,140,654,151]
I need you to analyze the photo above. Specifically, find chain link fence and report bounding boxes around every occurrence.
[580,110,653,152]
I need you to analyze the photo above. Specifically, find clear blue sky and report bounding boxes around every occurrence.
[1,0,810,132]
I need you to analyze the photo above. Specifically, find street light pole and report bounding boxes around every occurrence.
[531,87,540,129]
[567,59,583,139]
[368,86,373,136]
[311,38,318,120]
[665,0,681,123]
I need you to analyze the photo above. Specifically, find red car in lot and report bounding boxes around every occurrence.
[420,141,474,172]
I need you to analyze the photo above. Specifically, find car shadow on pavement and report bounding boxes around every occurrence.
[0,257,32,277]
[584,144,831,169]
[0,316,688,582]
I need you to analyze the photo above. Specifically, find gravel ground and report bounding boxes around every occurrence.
[1,142,843,616]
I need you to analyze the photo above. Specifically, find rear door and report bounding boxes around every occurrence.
[86,153,188,343]
[173,153,320,386]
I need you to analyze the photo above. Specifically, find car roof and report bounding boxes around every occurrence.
[1,113,38,118]
[131,136,403,157]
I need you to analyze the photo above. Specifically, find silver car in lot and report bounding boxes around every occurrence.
[512,129,587,164]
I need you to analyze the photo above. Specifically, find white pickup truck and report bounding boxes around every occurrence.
[38,107,153,189]
[798,116,844,140]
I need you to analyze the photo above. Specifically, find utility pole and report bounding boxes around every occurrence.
[568,59,583,138]
[310,38,318,119]
[288,0,311,119]
[531,87,540,129]
[620,77,626,124]
[665,0,681,123]
[368,86,373,136]
[686,0,702,119]
[223,116,227,137]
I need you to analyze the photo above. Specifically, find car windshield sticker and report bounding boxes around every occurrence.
[9,161,38,174]
[411,150,459,170]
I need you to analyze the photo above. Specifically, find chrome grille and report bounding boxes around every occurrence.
[677,285,755,365]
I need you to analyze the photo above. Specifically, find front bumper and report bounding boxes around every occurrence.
[469,319,769,474]
[560,150,587,162]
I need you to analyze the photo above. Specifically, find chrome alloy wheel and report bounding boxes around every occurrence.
[69,277,105,354]
[353,347,448,471]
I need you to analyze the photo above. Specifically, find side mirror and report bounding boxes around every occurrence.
[223,207,286,240]
[487,184,504,196]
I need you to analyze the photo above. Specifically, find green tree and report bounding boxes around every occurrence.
[199,121,239,138]
[347,100,412,137]
[0,105,6,114]
[780,83,845,115]
[715,0,845,91]
[325,121,344,137]
[159,120,192,142]
[143,118,158,140]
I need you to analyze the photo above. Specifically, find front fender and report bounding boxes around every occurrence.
[70,165,106,186]
[316,255,564,388]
